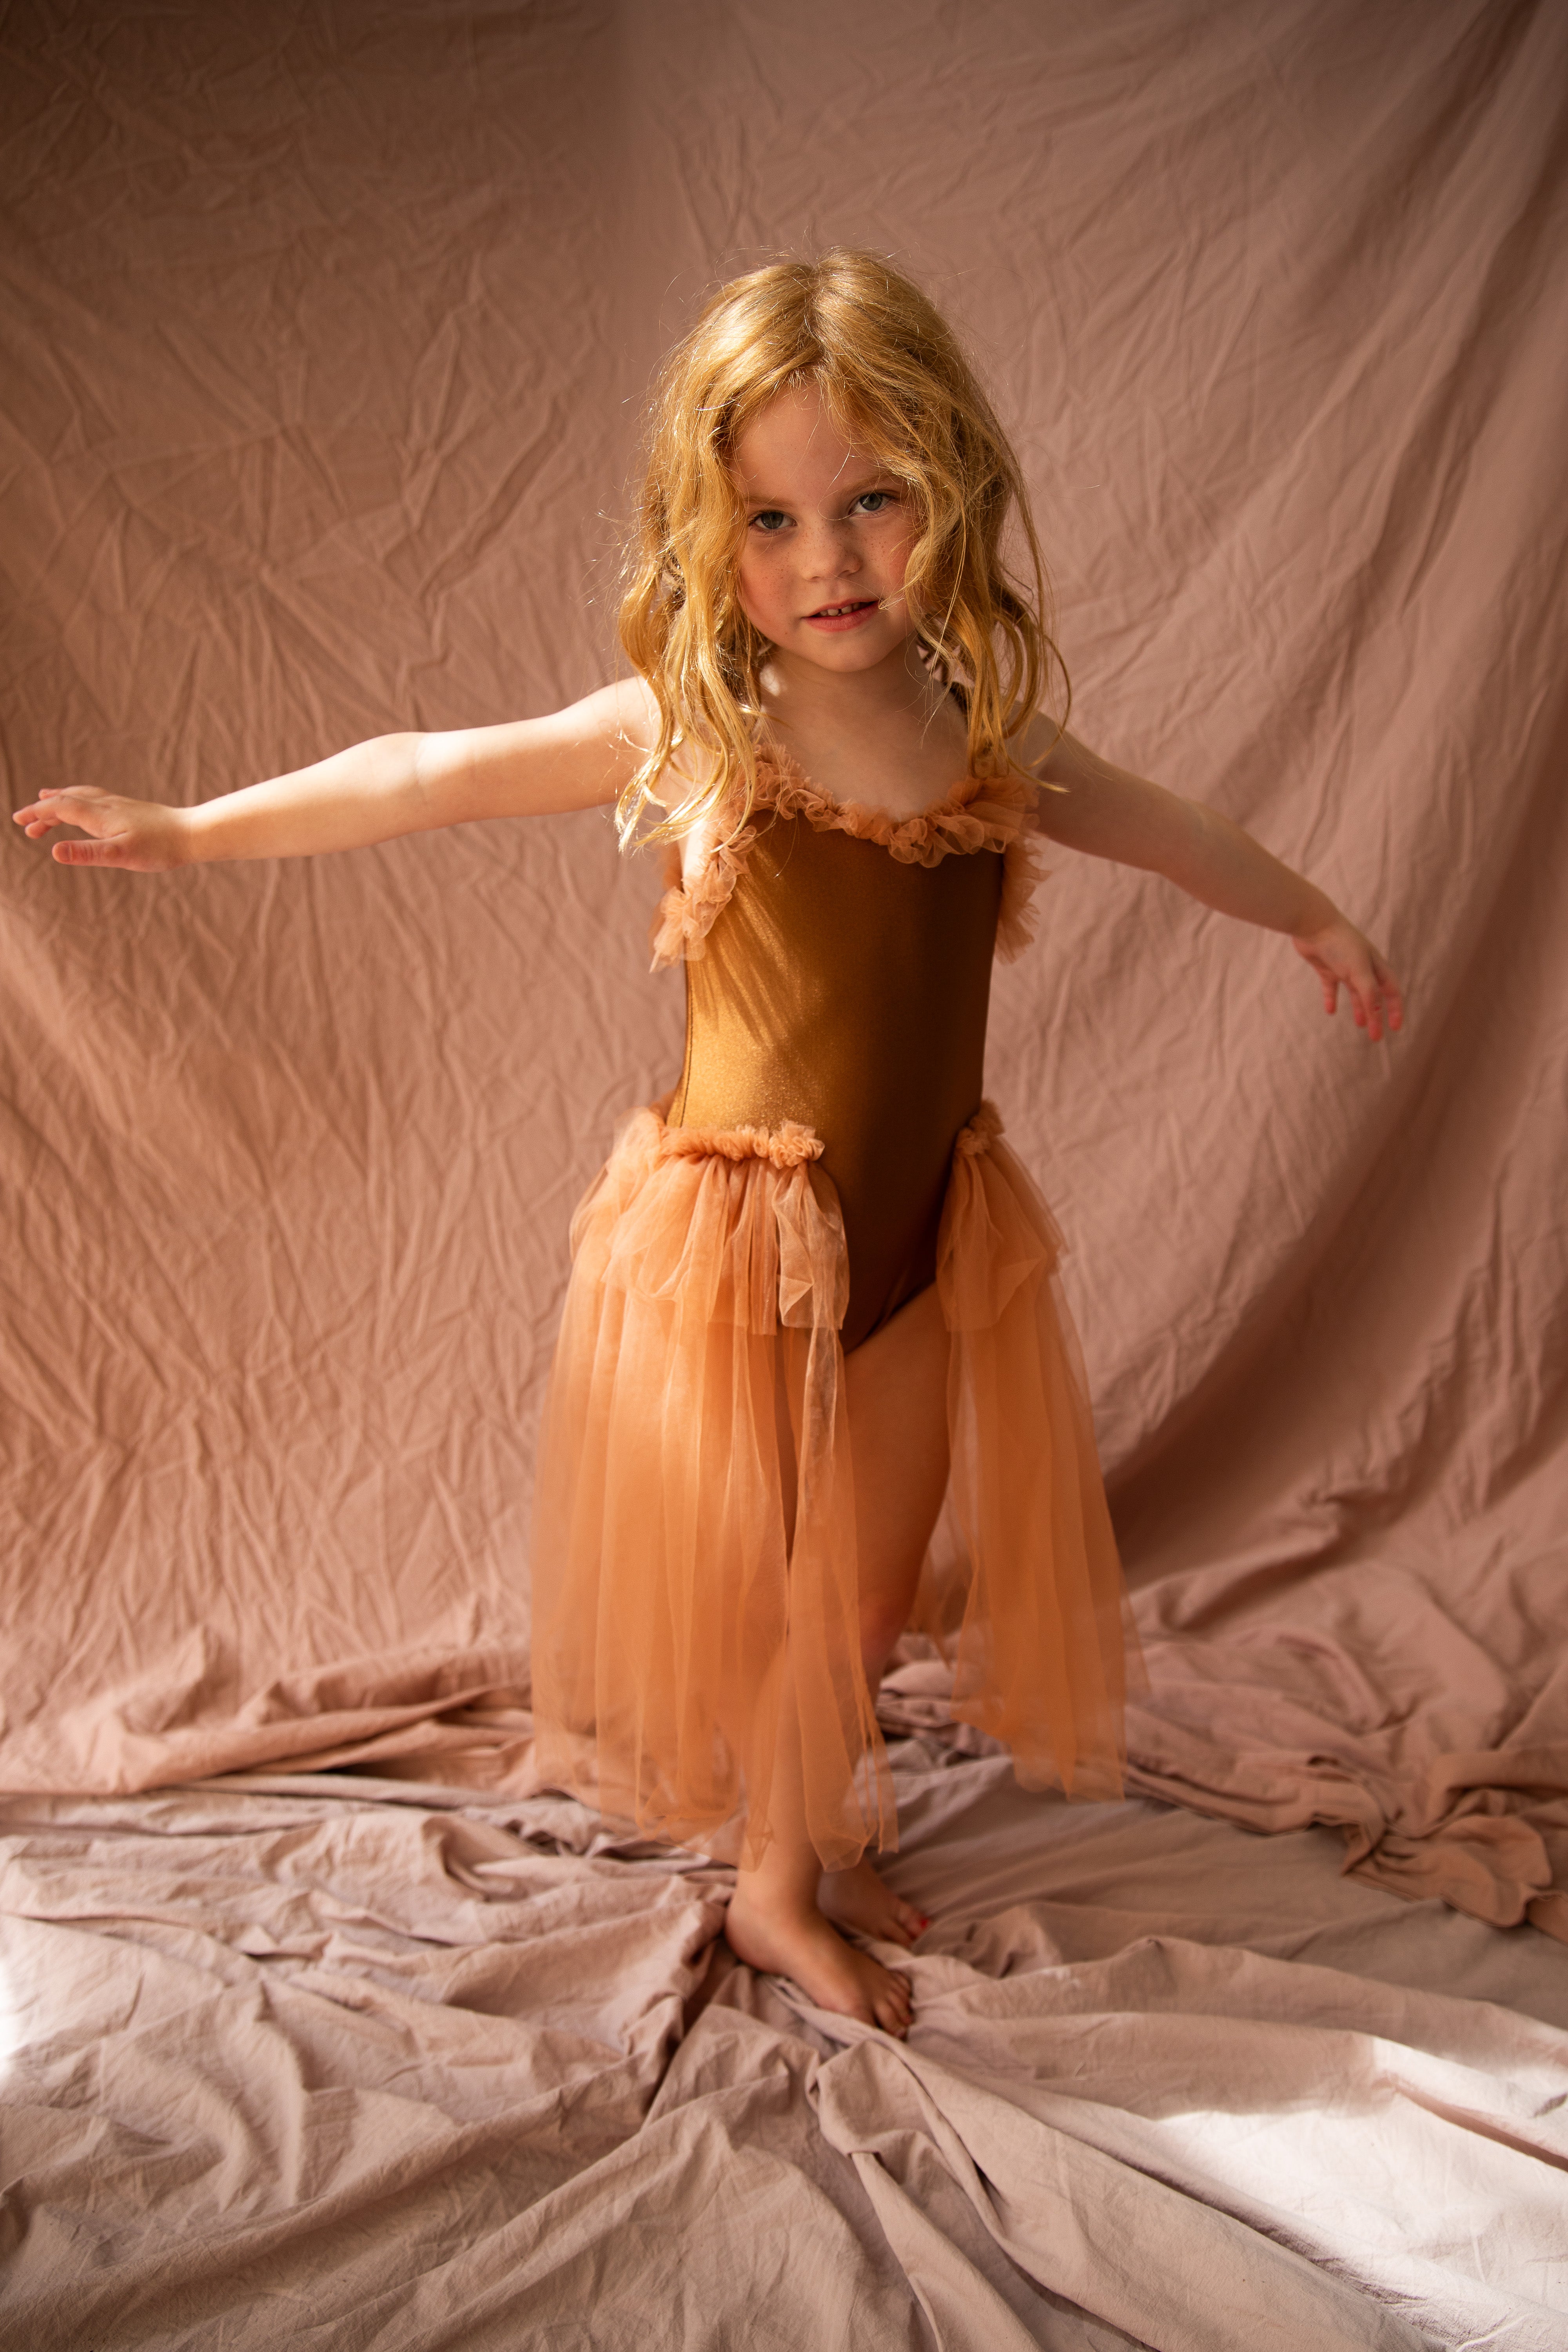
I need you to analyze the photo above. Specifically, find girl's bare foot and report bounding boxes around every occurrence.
[818,1854,929,1947]
[725,1883,913,2036]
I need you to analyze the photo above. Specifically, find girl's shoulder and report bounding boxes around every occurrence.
[1013,707,1074,779]
[566,673,661,758]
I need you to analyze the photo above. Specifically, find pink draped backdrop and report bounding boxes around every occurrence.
[4,0,1566,1933]
[6,9,1568,2344]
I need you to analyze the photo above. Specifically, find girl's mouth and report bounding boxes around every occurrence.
[804,599,879,633]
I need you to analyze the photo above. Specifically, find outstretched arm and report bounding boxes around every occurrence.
[1031,728,1404,1043]
[12,680,656,871]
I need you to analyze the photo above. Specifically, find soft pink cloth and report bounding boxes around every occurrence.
[2,0,1565,1955]
[2,1756,1564,2345]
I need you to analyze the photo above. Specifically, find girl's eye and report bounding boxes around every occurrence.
[854,490,895,515]
[750,510,789,533]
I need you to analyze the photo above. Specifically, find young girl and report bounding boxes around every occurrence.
[14,250,1402,2039]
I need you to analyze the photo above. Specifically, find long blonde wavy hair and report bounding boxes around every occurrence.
[616,247,1068,848]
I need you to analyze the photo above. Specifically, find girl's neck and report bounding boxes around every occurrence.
[755,640,969,812]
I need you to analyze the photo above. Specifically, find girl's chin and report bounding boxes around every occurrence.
[780,620,909,667]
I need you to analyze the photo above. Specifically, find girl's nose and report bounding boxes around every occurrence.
[802,521,861,581]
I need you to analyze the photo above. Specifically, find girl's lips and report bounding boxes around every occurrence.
[802,599,879,633]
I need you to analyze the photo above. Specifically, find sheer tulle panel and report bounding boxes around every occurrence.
[935,1107,1132,1799]
[530,1107,889,1869]
[782,1312,891,1865]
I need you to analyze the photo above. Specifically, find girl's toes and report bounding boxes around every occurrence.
[875,1981,912,2036]
[871,1967,912,2031]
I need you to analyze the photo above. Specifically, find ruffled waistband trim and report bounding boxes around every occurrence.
[659,1117,825,1170]
[954,1101,1005,1158]
[657,1098,1002,1168]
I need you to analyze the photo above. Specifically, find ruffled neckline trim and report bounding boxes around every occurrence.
[650,745,1046,971]
[750,745,1032,860]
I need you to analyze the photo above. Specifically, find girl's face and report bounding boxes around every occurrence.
[731,383,920,675]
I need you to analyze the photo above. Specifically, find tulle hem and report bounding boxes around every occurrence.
[529,1100,1131,1867]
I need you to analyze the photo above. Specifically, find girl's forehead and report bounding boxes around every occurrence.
[731,382,880,496]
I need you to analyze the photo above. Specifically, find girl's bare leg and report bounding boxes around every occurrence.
[722,1651,915,2033]
[820,1280,948,1947]
[724,1283,949,2030]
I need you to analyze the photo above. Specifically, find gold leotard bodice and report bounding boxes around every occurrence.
[653,760,1044,1355]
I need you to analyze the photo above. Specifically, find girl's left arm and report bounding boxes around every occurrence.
[1032,730,1404,1042]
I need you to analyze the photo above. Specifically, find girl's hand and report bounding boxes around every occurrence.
[11,786,189,872]
[1292,915,1404,1042]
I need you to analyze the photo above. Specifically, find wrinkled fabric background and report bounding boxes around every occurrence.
[3,2,1568,2340]
[6,0,1564,1923]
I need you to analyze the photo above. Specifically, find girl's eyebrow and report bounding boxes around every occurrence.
[742,470,899,510]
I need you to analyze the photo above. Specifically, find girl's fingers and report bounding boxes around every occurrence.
[1356,955,1405,1043]
[54,835,126,866]
[1376,961,1406,1033]
[1362,973,1402,1042]
[16,788,172,872]
[1348,963,1381,1037]
[1297,928,1404,1042]
[15,789,131,853]
[14,787,108,829]
[1308,957,1339,1016]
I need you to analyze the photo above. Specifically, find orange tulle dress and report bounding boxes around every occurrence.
[530,749,1132,1868]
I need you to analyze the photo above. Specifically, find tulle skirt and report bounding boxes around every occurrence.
[530,1100,1131,1870]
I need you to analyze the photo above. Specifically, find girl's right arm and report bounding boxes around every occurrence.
[11,681,655,871]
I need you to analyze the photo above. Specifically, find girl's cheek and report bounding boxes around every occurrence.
[734,572,773,633]
[738,556,786,621]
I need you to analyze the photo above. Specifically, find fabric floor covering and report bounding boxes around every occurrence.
[3,1706,1565,2351]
